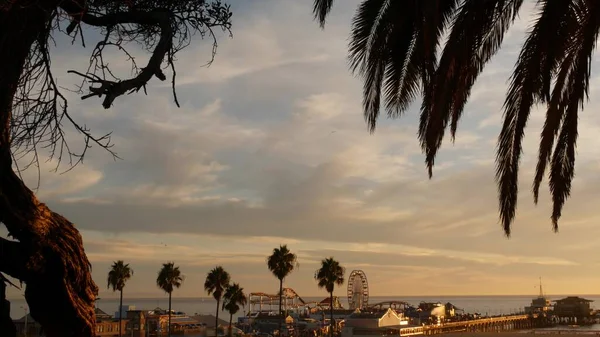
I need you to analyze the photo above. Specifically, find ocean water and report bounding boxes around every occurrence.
[8,295,600,323]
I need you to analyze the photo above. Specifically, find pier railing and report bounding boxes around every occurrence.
[399,314,536,336]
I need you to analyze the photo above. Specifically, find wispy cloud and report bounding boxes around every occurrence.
[7,0,600,298]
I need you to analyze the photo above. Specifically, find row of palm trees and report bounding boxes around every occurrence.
[106,245,346,337]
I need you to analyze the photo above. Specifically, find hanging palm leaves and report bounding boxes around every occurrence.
[313,0,600,235]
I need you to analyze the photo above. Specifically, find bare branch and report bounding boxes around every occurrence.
[8,0,232,177]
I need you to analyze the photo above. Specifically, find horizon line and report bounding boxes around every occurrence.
[10,293,600,301]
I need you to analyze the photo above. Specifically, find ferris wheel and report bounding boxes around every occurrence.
[347,270,369,310]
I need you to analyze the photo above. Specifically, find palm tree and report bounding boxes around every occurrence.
[314,257,345,337]
[313,0,600,236]
[222,283,248,337]
[107,261,133,337]
[205,266,231,337]
[157,262,184,337]
[267,245,298,334]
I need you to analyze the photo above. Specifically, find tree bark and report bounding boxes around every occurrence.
[216,298,220,337]
[0,4,98,337]
[329,292,334,337]
[119,289,124,337]
[229,313,233,337]
[278,278,283,335]
[168,291,172,337]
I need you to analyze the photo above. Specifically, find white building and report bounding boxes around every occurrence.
[342,308,409,337]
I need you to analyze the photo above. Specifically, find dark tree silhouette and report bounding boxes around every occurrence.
[222,282,247,337]
[315,257,345,337]
[205,266,231,337]
[313,0,600,236]
[157,262,184,337]
[0,1,231,337]
[107,261,133,337]
[267,244,298,335]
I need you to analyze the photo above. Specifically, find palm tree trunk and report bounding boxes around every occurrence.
[229,313,233,337]
[119,289,124,337]
[329,292,334,337]
[168,291,172,337]
[216,298,220,337]
[279,278,283,335]
[0,4,98,337]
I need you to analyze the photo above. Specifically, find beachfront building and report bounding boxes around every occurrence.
[190,313,227,328]
[144,308,208,335]
[96,308,128,337]
[525,279,552,314]
[344,308,408,329]
[12,307,126,337]
[553,296,594,321]
[97,319,127,337]
[416,302,446,324]
[309,298,354,322]
[242,312,295,334]
[125,309,147,337]
[341,308,408,337]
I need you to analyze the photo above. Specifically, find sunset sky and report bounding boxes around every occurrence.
[6,0,600,299]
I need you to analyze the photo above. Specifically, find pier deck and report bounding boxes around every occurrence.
[346,314,538,337]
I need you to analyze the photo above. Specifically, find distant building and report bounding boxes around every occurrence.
[418,302,446,322]
[115,304,135,319]
[341,308,408,337]
[125,310,147,337]
[96,308,112,321]
[145,308,205,335]
[444,303,464,318]
[344,308,407,329]
[190,314,228,328]
[316,297,344,310]
[96,308,128,337]
[12,308,127,337]
[554,297,594,318]
[525,278,552,314]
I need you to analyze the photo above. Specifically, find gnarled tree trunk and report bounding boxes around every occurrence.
[0,4,98,337]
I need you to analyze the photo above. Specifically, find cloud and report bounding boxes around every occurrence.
[7,0,600,298]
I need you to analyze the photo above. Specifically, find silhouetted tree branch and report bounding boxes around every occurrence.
[0,1,232,336]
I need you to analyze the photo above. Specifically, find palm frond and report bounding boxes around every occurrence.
[421,0,523,178]
[350,0,458,132]
[313,0,335,28]
[107,260,133,291]
[548,0,600,230]
[267,245,298,280]
[496,0,583,235]
[205,266,230,300]
[314,257,345,294]
[156,262,183,294]
[532,1,581,205]
[313,0,600,233]
[222,282,247,313]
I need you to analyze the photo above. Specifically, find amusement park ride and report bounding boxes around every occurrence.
[246,269,408,315]
[347,270,369,310]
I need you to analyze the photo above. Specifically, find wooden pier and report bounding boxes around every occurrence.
[398,315,537,336]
